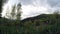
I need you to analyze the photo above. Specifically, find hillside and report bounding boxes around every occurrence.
[0,14,60,34]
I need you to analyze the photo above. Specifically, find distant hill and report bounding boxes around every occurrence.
[0,14,60,34]
[21,14,48,22]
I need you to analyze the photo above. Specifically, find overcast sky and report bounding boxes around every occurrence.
[1,0,60,20]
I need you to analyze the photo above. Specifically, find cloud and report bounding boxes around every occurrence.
[21,0,33,5]
[1,0,60,20]
[21,5,49,19]
[47,0,60,7]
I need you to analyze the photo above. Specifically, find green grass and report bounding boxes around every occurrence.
[0,14,60,34]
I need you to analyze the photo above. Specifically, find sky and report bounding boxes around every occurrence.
[1,0,60,20]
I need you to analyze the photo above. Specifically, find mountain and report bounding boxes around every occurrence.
[21,14,48,22]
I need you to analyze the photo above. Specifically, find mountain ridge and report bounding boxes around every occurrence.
[21,14,48,22]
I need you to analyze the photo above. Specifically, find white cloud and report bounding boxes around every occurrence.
[1,0,60,20]
[21,5,50,19]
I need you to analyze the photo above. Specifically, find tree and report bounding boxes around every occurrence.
[11,4,16,19]
[0,0,3,18]
[16,3,22,20]
[11,3,22,20]
[53,11,60,19]
[0,0,7,18]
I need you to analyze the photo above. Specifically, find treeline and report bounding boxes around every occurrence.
[0,13,60,34]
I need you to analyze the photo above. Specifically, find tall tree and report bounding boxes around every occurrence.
[0,0,3,18]
[11,4,16,19]
[11,3,22,20]
[16,3,22,20]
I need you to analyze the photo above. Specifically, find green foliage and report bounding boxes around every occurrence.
[0,0,3,17]
[16,3,22,20]
[0,14,60,34]
[10,3,22,20]
[0,0,2,12]
[11,4,16,19]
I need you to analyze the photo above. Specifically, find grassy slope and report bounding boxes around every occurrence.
[0,14,60,34]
